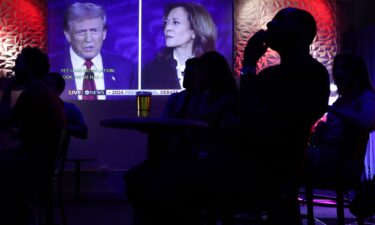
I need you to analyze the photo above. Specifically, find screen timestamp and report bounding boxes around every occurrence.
[106,90,137,95]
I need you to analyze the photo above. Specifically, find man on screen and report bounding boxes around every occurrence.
[49,2,136,100]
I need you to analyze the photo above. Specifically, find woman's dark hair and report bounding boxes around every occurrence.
[198,51,237,93]
[14,47,50,81]
[333,52,374,96]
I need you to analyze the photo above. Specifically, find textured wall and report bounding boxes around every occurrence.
[0,0,47,77]
[234,0,337,79]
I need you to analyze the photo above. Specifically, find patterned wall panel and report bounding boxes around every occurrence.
[234,0,337,80]
[0,0,47,77]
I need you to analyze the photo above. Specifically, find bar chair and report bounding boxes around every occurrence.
[28,129,71,225]
[303,144,367,225]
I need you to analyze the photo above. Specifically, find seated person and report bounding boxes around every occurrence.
[0,47,66,225]
[161,57,200,119]
[307,53,375,187]
[162,52,239,126]
[125,51,239,225]
[44,72,88,139]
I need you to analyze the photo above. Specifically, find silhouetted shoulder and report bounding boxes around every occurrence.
[161,91,189,118]
[303,57,331,93]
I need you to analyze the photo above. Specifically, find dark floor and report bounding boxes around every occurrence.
[50,194,375,225]
[299,202,374,225]
[58,199,133,225]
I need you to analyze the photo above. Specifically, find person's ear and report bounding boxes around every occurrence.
[103,28,107,41]
[64,30,72,43]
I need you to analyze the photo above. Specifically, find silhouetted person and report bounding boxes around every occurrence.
[125,51,239,225]
[44,72,88,139]
[185,51,239,126]
[240,7,330,224]
[161,57,200,119]
[307,53,375,191]
[0,47,66,225]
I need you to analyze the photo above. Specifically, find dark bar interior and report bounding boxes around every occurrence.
[0,0,375,224]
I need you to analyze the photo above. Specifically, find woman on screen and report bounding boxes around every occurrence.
[142,2,217,89]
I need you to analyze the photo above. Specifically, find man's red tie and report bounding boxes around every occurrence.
[82,60,97,100]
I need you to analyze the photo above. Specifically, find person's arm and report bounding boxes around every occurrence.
[161,92,192,119]
[240,30,269,120]
[161,93,178,119]
[330,92,375,131]
[241,30,268,77]
[10,88,32,140]
[0,78,17,130]
[64,102,88,139]
[196,91,236,125]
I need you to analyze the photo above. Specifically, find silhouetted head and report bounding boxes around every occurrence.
[163,2,217,57]
[44,72,66,96]
[13,47,50,85]
[266,7,316,53]
[333,53,373,97]
[183,57,200,90]
[198,51,237,93]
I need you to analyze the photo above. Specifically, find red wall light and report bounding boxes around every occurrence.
[0,0,47,77]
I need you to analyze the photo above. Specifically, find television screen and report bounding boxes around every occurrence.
[48,0,233,100]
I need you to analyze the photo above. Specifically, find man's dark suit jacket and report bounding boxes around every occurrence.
[49,50,137,100]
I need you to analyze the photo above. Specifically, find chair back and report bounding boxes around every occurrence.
[304,127,370,225]
[27,129,71,225]
[307,113,371,189]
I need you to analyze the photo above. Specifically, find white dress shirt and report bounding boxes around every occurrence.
[70,48,106,100]
[173,52,186,90]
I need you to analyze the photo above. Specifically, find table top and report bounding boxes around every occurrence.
[100,117,209,133]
